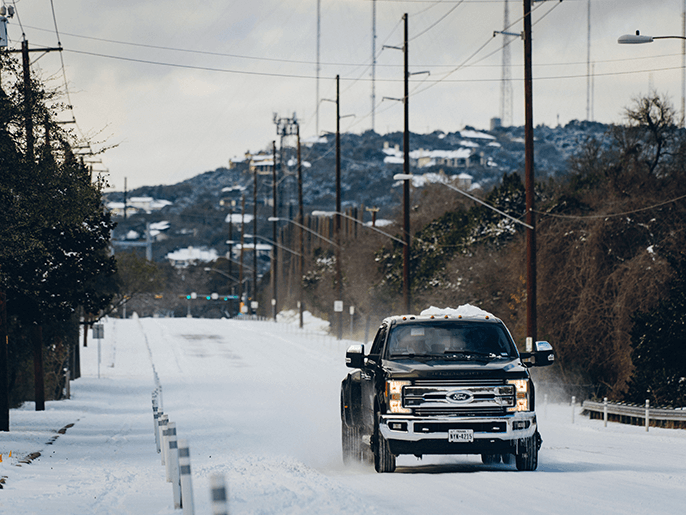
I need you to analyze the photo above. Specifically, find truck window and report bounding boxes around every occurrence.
[369,325,387,356]
[385,321,517,358]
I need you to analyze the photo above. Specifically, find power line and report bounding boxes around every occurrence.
[535,194,686,221]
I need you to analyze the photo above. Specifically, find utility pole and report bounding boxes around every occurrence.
[22,40,34,161]
[272,140,278,320]
[523,0,537,347]
[253,167,258,315]
[501,0,513,127]
[335,75,343,340]
[402,14,411,315]
[297,126,305,329]
[0,292,8,431]
[682,0,686,126]
[239,195,245,313]
[383,15,413,315]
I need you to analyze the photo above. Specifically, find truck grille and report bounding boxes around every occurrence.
[404,379,513,416]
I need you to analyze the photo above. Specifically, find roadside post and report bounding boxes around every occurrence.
[603,397,608,427]
[645,400,650,432]
[158,414,169,465]
[166,422,181,507]
[349,306,355,338]
[210,474,229,515]
[178,439,195,515]
[92,323,104,378]
[571,396,576,424]
[152,395,161,453]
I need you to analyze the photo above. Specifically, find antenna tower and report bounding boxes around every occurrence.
[316,0,321,137]
[500,0,513,126]
[371,0,377,133]
[586,0,592,121]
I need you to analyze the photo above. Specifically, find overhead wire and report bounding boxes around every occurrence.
[535,194,686,220]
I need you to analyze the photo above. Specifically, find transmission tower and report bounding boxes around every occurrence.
[371,0,377,133]
[586,0,592,121]
[273,113,299,217]
[316,0,321,137]
[500,0,513,127]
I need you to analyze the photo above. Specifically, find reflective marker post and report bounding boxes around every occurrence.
[603,397,608,427]
[152,395,161,453]
[158,415,168,465]
[92,323,104,378]
[210,474,229,515]
[178,439,194,515]
[166,422,181,507]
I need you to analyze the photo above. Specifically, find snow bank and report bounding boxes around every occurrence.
[276,309,330,333]
[420,304,494,318]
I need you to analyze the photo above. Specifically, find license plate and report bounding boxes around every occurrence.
[448,429,474,443]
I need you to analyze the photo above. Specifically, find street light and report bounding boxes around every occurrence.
[618,29,686,127]
[618,30,686,44]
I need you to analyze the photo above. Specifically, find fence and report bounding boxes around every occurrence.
[582,399,686,430]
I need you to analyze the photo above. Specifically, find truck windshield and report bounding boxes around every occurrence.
[385,321,517,360]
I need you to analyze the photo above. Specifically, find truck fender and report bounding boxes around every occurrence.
[340,371,362,427]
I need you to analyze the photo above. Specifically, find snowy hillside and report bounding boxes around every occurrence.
[1,317,685,514]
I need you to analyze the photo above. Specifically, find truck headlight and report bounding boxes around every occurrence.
[386,380,411,414]
[507,379,531,412]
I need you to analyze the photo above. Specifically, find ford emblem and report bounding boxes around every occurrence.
[447,390,473,403]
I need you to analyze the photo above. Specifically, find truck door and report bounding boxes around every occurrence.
[360,324,388,432]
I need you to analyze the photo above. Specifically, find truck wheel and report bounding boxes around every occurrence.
[373,420,396,473]
[481,454,501,465]
[341,422,362,465]
[515,435,538,471]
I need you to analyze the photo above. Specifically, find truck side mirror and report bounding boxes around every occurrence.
[345,344,365,369]
[520,341,555,368]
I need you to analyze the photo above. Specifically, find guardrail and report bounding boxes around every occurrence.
[582,399,686,430]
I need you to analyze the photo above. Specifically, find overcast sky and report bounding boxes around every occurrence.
[5,0,685,190]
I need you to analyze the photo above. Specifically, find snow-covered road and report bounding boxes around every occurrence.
[1,317,685,514]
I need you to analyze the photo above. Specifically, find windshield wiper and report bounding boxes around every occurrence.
[390,353,434,359]
[442,351,499,361]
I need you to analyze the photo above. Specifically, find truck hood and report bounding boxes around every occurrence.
[381,357,528,380]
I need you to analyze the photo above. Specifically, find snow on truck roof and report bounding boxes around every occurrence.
[387,305,497,323]
[420,305,494,318]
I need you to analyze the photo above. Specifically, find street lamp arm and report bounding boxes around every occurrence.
[268,217,340,247]
[253,235,304,257]
[313,210,407,246]
[442,182,534,230]
[618,30,686,45]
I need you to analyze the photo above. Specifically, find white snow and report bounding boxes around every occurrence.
[420,304,495,318]
[459,130,496,140]
[1,317,685,514]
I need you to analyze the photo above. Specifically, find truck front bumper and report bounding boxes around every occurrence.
[379,412,537,456]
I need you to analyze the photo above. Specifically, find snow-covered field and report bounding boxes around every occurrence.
[1,316,685,514]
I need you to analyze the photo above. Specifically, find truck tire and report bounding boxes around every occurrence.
[373,419,396,473]
[515,435,538,471]
[341,422,362,465]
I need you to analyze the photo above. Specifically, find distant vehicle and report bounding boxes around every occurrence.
[340,307,554,472]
